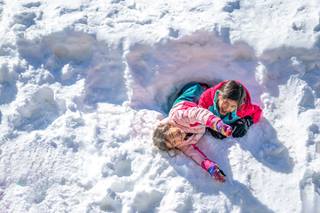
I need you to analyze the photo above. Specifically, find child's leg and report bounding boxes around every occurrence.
[180,144,226,182]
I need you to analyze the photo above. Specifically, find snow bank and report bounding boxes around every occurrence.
[16,30,127,105]
[126,30,259,112]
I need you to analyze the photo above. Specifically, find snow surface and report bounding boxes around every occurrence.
[0,0,320,212]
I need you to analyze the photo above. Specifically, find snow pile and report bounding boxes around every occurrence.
[0,0,320,212]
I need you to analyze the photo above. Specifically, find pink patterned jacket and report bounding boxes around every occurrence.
[166,100,219,171]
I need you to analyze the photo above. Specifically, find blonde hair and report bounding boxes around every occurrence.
[153,122,184,154]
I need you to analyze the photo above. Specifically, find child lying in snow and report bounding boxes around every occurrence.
[198,80,262,139]
[153,81,262,183]
[153,82,231,182]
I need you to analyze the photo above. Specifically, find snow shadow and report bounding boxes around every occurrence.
[0,63,18,105]
[83,41,127,105]
[158,117,294,211]
[220,180,274,213]
[301,66,320,99]
[0,81,17,105]
[16,30,127,105]
[300,169,320,213]
[238,119,294,174]
[126,30,261,111]
[165,150,274,213]
[17,30,94,82]
[223,180,274,213]
[258,46,320,98]
[87,188,122,213]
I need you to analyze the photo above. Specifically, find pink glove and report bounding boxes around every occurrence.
[206,116,232,137]
[201,159,226,183]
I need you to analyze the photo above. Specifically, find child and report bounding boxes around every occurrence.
[198,80,262,139]
[153,82,233,182]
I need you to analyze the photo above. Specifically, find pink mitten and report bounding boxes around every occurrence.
[201,159,226,183]
[207,116,232,137]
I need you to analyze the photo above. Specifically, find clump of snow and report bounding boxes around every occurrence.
[0,59,18,105]
[0,0,320,212]
[7,85,66,131]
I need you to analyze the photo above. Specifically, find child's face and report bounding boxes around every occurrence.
[165,126,186,149]
[218,95,238,115]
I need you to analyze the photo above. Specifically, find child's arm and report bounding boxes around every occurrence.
[171,104,232,137]
[179,144,208,166]
[179,144,226,182]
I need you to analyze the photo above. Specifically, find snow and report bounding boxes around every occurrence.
[0,0,320,212]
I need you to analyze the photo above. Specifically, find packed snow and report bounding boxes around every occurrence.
[0,0,320,212]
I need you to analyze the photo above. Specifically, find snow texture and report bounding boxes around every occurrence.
[0,0,320,212]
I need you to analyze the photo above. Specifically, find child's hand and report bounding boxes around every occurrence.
[201,160,226,183]
[231,116,253,138]
[216,120,232,137]
[209,118,232,137]
[207,128,226,139]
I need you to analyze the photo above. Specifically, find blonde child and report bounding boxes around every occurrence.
[153,82,232,182]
